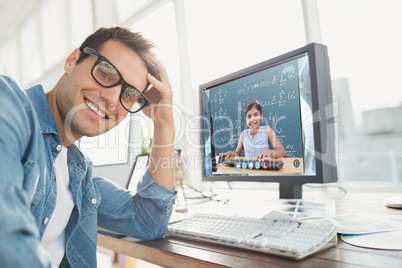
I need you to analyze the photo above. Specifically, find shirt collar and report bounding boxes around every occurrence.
[25,84,87,173]
[25,84,60,136]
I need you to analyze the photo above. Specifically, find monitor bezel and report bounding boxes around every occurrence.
[199,43,337,187]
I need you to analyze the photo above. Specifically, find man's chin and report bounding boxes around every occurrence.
[77,120,118,137]
[70,125,106,139]
[82,128,110,137]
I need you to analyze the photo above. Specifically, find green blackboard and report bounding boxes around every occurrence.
[208,58,303,158]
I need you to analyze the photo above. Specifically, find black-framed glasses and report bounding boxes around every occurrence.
[81,47,150,113]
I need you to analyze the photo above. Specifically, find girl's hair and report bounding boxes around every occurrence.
[244,100,262,117]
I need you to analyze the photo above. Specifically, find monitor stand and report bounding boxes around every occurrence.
[279,183,303,199]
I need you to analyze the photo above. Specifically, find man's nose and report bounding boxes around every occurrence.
[100,85,121,109]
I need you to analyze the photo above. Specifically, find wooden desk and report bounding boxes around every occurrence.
[98,191,402,268]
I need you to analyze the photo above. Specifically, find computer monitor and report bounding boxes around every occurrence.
[200,43,337,199]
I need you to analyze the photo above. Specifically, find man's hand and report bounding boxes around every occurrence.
[142,60,173,126]
[141,58,175,190]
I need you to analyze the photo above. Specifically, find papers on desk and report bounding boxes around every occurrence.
[309,214,399,234]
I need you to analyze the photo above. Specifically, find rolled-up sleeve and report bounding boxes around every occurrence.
[96,170,177,240]
[136,170,177,215]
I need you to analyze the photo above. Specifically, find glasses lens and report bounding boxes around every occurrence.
[120,86,148,112]
[93,60,120,86]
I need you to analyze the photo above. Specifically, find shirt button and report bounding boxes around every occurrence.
[56,145,62,151]
[91,199,97,205]
[43,217,50,225]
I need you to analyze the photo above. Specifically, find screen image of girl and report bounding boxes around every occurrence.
[219,100,287,160]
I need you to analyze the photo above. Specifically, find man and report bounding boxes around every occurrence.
[0,27,177,267]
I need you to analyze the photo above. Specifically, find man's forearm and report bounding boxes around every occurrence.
[148,123,175,190]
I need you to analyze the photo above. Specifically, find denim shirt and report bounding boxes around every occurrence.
[0,75,177,268]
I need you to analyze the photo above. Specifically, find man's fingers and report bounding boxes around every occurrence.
[146,73,161,89]
[156,63,172,88]
[146,73,172,102]
[145,55,172,89]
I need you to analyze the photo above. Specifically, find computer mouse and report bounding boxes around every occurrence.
[218,156,226,163]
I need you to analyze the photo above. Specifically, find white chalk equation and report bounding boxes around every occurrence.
[236,64,297,95]
[211,89,228,104]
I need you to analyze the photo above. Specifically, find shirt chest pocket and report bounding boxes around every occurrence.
[23,159,45,210]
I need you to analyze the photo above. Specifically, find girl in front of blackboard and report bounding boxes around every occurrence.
[219,100,287,160]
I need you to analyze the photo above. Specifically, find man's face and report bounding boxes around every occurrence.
[56,40,148,141]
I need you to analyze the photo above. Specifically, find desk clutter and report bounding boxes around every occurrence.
[172,184,335,220]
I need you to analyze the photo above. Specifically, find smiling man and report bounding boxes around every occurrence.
[0,27,176,267]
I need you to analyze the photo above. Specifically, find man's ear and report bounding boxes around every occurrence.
[64,48,81,73]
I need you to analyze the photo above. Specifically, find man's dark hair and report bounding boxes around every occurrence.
[76,26,159,80]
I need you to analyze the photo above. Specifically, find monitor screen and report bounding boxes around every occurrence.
[200,43,337,198]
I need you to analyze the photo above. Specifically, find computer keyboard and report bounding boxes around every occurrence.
[166,211,337,260]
